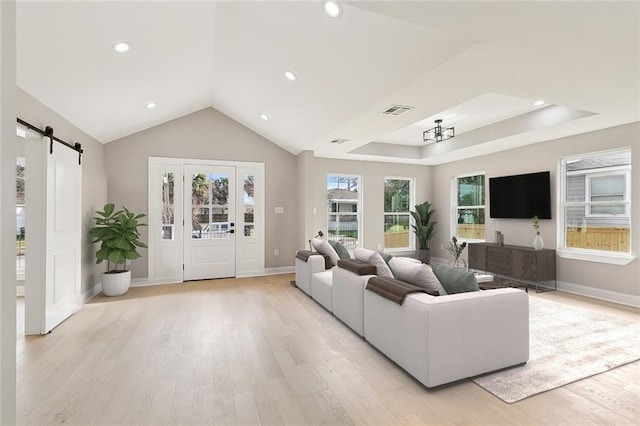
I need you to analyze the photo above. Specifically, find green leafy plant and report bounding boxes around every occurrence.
[410,201,436,249]
[531,215,540,234]
[89,203,147,273]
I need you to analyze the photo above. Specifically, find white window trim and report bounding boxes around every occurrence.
[383,176,415,252]
[557,148,633,265]
[452,172,486,243]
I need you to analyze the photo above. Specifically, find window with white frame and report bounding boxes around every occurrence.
[453,174,485,241]
[560,149,631,256]
[383,177,413,251]
[326,174,361,251]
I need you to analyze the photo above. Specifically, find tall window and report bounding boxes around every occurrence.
[327,174,361,251]
[243,175,255,237]
[384,178,413,250]
[454,174,485,240]
[561,149,631,256]
[161,172,175,240]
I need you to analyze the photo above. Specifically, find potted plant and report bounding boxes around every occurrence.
[89,203,147,296]
[410,201,436,263]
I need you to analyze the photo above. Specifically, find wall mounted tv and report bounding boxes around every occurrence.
[489,171,552,219]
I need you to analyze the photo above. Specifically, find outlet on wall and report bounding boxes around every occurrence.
[274,248,279,256]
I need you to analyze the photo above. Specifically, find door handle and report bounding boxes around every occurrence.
[228,229,235,234]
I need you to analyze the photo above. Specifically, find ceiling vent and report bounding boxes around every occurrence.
[381,104,414,116]
[330,138,349,145]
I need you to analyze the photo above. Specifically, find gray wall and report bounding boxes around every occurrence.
[299,156,432,255]
[431,122,640,297]
[104,107,298,278]
[17,88,107,295]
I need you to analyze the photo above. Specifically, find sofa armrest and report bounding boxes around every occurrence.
[337,259,377,275]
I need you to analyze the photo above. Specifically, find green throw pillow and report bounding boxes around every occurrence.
[431,263,479,294]
[328,240,351,260]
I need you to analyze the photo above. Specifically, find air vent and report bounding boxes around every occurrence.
[330,138,349,145]
[381,104,414,116]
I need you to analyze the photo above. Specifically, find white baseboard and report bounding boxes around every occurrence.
[82,282,103,302]
[557,280,640,308]
[130,277,182,288]
[238,266,294,277]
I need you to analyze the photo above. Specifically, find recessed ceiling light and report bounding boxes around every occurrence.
[112,41,132,53]
[322,1,342,18]
[260,114,269,121]
[533,100,545,106]
[284,70,297,81]
[145,102,156,109]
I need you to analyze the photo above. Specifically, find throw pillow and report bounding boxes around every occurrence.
[378,251,393,266]
[368,251,394,278]
[389,257,447,296]
[431,263,479,294]
[328,240,351,260]
[310,237,339,266]
[354,247,375,263]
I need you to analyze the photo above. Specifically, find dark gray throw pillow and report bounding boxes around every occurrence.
[328,240,351,260]
[431,263,479,294]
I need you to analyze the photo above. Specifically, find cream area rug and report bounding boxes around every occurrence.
[473,296,640,403]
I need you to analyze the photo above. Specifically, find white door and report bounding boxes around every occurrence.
[25,137,82,334]
[183,165,236,280]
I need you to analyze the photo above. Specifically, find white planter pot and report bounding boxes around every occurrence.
[101,270,131,296]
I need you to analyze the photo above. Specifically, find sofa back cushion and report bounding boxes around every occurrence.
[431,263,479,294]
[389,257,447,296]
[368,251,394,278]
[328,240,351,260]
[311,237,340,266]
[354,247,375,263]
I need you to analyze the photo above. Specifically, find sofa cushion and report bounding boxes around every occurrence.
[354,247,375,263]
[311,237,339,266]
[379,251,393,266]
[431,263,479,294]
[389,257,447,295]
[337,259,377,276]
[368,251,394,278]
[329,240,351,260]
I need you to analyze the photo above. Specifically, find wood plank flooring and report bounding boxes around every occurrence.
[16,274,640,425]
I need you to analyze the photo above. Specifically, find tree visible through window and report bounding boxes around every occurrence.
[454,174,485,240]
[384,178,412,250]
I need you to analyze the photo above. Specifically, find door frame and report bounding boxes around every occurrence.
[147,156,265,283]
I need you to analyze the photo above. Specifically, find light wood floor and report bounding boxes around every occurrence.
[16,274,640,425]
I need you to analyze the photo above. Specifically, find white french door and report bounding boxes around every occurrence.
[148,157,264,283]
[183,165,236,280]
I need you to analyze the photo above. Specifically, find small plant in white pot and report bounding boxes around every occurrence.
[90,203,147,296]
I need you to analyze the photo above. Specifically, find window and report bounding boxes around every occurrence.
[327,174,361,251]
[160,172,175,240]
[384,178,413,250]
[454,174,485,241]
[560,149,631,261]
[243,175,255,237]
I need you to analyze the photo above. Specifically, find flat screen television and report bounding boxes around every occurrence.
[489,171,552,219]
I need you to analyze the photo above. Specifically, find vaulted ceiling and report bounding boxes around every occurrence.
[16,1,640,165]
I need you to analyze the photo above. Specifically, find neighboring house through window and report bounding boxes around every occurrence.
[383,177,413,251]
[327,174,361,251]
[454,173,486,241]
[560,148,631,262]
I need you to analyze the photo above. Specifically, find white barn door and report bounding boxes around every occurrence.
[25,137,82,334]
